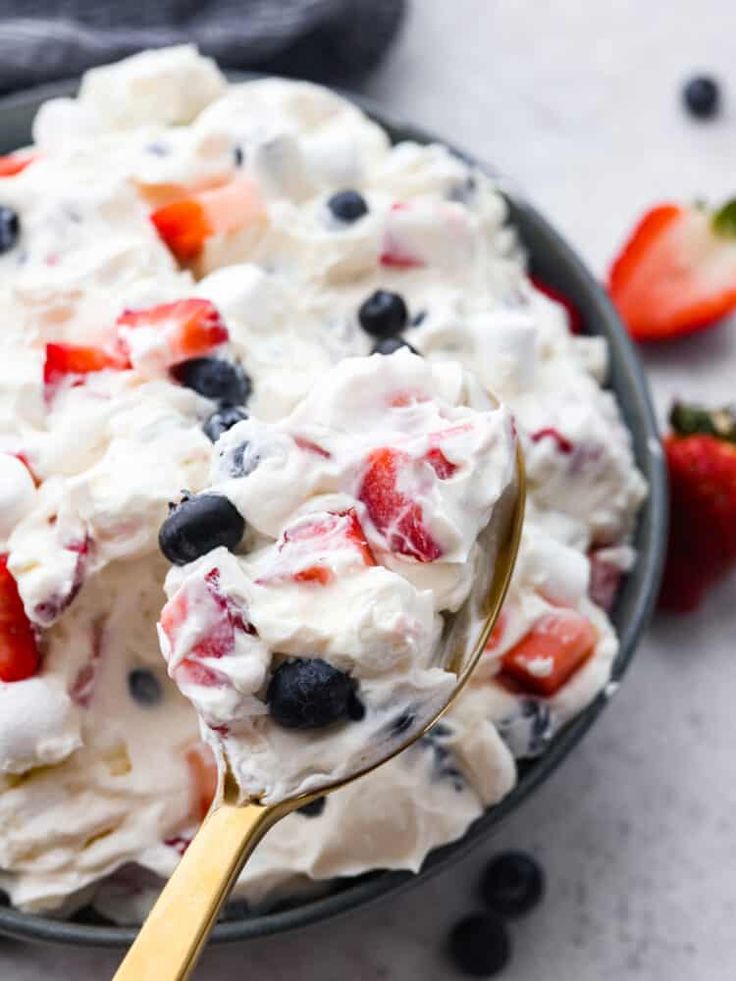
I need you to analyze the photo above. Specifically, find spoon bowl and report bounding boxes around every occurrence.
[113,447,526,981]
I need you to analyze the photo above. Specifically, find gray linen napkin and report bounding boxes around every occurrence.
[0,0,406,92]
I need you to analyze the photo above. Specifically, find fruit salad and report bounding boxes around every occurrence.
[0,46,646,920]
[157,350,516,803]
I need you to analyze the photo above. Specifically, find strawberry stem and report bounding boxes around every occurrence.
[670,402,736,442]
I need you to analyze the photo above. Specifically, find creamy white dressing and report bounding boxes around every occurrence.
[0,46,645,918]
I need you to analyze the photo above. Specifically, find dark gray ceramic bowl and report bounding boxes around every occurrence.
[0,75,667,947]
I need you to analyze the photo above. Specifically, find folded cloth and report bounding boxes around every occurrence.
[0,0,406,93]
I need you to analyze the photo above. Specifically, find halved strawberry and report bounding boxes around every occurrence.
[358,447,443,562]
[43,343,129,394]
[150,178,265,264]
[116,298,228,369]
[0,555,40,682]
[499,610,596,696]
[531,275,583,334]
[0,152,37,177]
[608,200,736,341]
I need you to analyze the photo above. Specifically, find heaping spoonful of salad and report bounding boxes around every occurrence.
[114,349,525,981]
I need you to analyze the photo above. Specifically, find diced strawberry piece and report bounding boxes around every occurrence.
[0,152,37,177]
[259,509,376,586]
[116,298,229,368]
[530,427,574,454]
[531,275,583,334]
[425,447,458,479]
[151,178,265,264]
[185,744,218,821]
[500,611,597,696]
[43,343,129,395]
[608,200,736,341]
[358,448,443,562]
[0,555,40,682]
[151,198,211,264]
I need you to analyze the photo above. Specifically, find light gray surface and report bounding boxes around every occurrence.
[3,1,736,978]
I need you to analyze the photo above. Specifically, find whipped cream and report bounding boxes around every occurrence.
[0,46,645,917]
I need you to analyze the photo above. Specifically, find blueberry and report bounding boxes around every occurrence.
[267,658,359,729]
[171,358,251,406]
[128,668,162,706]
[358,290,408,338]
[683,75,720,118]
[0,206,19,253]
[327,189,368,222]
[159,493,245,566]
[447,913,511,977]
[233,145,244,167]
[296,796,326,818]
[203,405,249,443]
[480,851,545,917]
[371,335,419,356]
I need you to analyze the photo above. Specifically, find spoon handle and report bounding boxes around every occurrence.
[113,801,285,981]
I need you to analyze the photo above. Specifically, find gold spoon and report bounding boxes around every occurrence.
[114,448,525,981]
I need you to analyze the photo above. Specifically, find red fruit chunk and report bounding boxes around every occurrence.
[43,343,129,394]
[0,555,40,682]
[358,447,443,562]
[185,744,218,821]
[151,178,265,264]
[259,509,376,586]
[293,436,331,459]
[500,611,597,696]
[0,152,36,177]
[531,275,583,334]
[659,432,736,611]
[608,201,736,341]
[530,427,574,455]
[425,447,458,479]
[116,298,229,366]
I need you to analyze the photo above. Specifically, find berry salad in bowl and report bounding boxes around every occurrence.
[0,45,658,940]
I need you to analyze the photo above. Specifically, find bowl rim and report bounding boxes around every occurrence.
[0,74,668,948]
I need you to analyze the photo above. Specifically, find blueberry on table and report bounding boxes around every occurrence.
[447,912,511,977]
[358,290,408,338]
[159,493,245,566]
[327,189,368,222]
[371,335,419,356]
[128,668,162,706]
[480,851,545,917]
[267,658,359,729]
[203,405,249,443]
[0,206,19,253]
[171,358,251,406]
[682,75,720,118]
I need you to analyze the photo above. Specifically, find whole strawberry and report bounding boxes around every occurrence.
[609,200,736,341]
[660,403,736,611]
